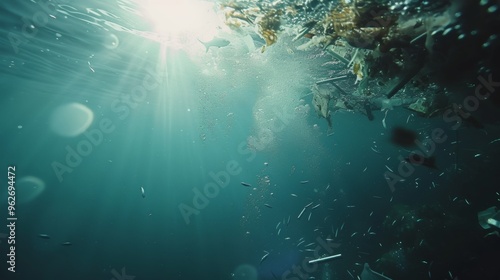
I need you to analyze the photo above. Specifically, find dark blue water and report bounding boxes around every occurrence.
[1,1,500,280]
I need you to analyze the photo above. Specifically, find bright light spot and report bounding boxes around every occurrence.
[50,103,94,137]
[143,0,221,41]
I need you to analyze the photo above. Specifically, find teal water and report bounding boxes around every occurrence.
[1,1,500,280]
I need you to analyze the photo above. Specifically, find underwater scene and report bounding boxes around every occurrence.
[1,0,500,279]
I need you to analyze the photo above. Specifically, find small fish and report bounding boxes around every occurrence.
[308,212,312,221]
[264,204,273,209]
[311,204,321,210]
[62,242,72,246]
[291,193,298,197]
[198,37,230,52]
[300,180,309,184]
[241,182,252,187]
[141,186,145,198]
[276,222,281,229]
[305,202,314,208]
[38,234,50,239]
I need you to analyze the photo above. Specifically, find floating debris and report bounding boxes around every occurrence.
[490,138,500,144]
[260,251,270,264]
[308,254,342,264]
[385,165,394,172]
[298,207,306,219]
[38,234,50,239]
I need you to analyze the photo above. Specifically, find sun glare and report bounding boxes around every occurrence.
[143,0,221,41]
